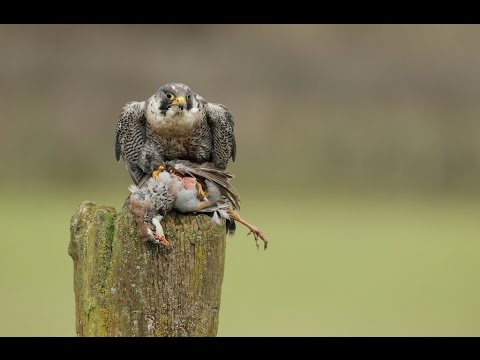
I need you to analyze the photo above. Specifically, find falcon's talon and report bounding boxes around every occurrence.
[152,165,165,179]
[197,182,207,198]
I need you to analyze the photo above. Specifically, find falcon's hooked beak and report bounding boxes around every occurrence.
[172,96,187,111]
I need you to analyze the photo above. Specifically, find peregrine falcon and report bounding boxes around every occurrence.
[115,83,236,186]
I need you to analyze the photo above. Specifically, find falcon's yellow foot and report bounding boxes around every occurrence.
[198,182,207,198]
[152,165,165,179]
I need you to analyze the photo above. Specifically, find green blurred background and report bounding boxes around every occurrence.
[1,25,480,336]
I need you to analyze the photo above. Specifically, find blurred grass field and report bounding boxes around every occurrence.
[1,182,479,336]
[1,25,480,336]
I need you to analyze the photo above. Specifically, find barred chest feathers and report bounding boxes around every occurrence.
[145,103,211,160]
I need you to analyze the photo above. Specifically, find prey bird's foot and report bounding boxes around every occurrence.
[227,209,269,251]
[247,226,268,250]
[152,165,165,179]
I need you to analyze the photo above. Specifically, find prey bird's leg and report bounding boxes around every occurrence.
[196,199,214,211]
[227,209,268,250]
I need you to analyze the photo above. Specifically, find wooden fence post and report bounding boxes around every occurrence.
[68,201,226,336]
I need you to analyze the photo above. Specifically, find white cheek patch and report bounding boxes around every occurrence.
[180,108,201,125]
[165,109,176,117]
[145,226,154,239]
[152,216,164,237]
[147,98,160,113]
[147,108,176,128]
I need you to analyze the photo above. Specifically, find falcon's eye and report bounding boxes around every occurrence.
[186,93,191,100]
[166,93,174,100]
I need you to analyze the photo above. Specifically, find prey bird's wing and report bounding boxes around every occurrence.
[115,101,148,185]
[167,160,241,210]
[205,102,236,169]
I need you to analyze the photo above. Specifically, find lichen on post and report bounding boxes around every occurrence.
[68,201,227,337]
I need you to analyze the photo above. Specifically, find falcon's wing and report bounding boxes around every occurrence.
[205,102,236,169]
[115,101,147,185]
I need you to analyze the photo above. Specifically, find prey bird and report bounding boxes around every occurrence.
[127,160,268,250]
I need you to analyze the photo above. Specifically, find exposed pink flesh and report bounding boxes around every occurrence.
[182,177,197,190]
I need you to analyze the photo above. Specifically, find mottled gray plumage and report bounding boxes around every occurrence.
[115,83,236,185]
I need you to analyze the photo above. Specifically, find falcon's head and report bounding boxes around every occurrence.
[146,83,199,122]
